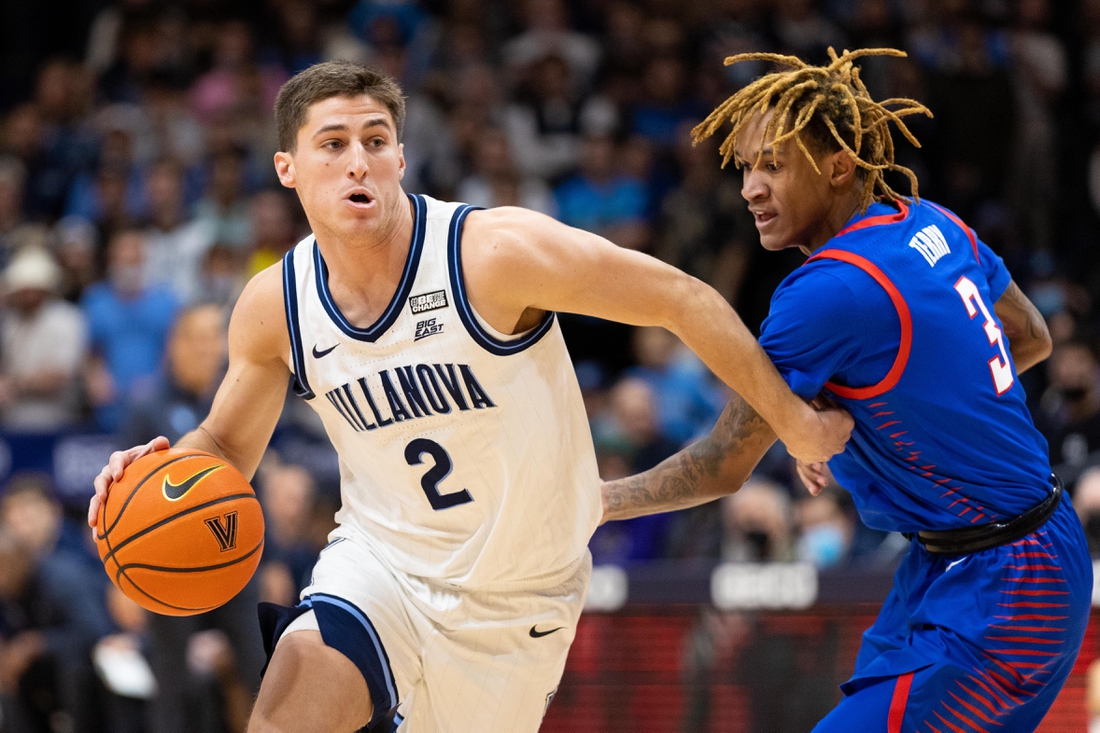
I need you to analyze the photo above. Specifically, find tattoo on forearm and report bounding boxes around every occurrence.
[601,394,771,522]
[997,281,1050,373]
[1005,282,1046,341]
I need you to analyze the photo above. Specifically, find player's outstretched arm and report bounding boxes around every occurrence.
[600,392,776,523]
[994,279,1052,374]
[462,207,852,463]
[88,266,290,529]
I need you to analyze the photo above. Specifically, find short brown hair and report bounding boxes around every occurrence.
[274,61,406,152]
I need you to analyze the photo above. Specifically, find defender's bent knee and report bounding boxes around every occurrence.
[248,630,374,733]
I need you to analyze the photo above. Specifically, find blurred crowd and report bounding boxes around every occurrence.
[0,0,1099,730]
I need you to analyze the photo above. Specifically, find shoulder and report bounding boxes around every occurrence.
[460,206,554,256]
[228,262,289,364]
[775,258,866,302]
[43,299,83,323]
[764,262,876,337]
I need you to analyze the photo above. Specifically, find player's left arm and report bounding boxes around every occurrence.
[461,207,852,464]
[600,391,776,523]
[995,279,1052,374]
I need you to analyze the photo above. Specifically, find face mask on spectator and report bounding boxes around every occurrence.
[798,524,846,568]
[1062,387,1090,403]
[744,531,771,561]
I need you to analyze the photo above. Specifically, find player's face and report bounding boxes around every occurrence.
[733,110,838,253]
[274,94,406,243]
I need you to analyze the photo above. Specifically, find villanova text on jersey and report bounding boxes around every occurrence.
[323,362,496,433]
[280,192,602,591]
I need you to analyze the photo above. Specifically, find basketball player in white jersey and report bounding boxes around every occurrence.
[88,61,851,732]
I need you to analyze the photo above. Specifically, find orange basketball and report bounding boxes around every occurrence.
[95,448,265,616]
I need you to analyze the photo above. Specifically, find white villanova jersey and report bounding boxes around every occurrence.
[282,194,602,591]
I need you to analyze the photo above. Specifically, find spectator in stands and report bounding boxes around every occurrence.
[94,585,152,733]
[555,132,647,240]
[65,107,147,227]
[504,53,607,181]
[456,127,557,215]
[773,0,847,63]
[588,378,680,563]
[625,326,726,446]
[71,164,135,247]
[122,302,225,447]
[794,489,854,569]
[0,246,87,432]
[608,376,679,472]
[630,57,702,149]
[911,5,1015,217]
[146,581,263,733]
[190,20,286,125]
[257,462,318,602]
[0,477,113,733]
[656,131,751,303]
[3,104,75,222]
[51,216,99,304]
[196,244,245,309]
[502,0,600,92]
[1038,341,1100,473]
[143,157,214,304]
[1007,0,1065,253]
[1073,466,1100,556]
[193,150,252,249]
[445,63,503,178]
[244,189,298,277]
[141,70,207,172]
[720,478,795,563]
[0,156,29,261]
[82,228,177,432]
[283,1,327,75]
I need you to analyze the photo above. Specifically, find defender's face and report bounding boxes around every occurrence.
[734,110,835,252]
[275,94,406,241]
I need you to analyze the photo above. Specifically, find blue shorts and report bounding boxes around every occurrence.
[816,498,1092,732]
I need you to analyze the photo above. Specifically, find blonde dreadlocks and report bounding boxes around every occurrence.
[692,47,932,213]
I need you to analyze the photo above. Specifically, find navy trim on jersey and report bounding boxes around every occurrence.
[282,250,315,399]
[314,193,427,342]
[303,593,400,729]
[446,204,556,355]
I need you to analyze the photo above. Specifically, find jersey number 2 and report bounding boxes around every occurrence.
[404,439,474,510]
[954,276,1014,395]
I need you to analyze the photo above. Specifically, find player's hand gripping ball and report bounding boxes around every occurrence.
[95,449,264,616]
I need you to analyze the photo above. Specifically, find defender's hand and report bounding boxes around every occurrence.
[88,436,171,531]
[780,403,853,464]
[796,459,833,496]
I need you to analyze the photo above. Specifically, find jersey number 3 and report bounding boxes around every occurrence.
[404,438,474,510]
[954,276,1014,396]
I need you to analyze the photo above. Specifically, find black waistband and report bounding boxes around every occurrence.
[914,475,1063,556]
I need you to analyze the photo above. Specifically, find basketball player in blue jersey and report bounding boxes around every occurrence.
[85,61,851,732]
[602,48,1092,732]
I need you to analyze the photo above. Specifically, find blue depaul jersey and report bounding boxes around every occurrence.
[759,199,1052,533]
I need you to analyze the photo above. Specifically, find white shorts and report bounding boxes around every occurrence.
[272,530,591,732]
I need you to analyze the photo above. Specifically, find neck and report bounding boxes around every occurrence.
[313,193,415,325]
[799,187,867,256]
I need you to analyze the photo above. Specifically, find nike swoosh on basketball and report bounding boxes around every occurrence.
[529,626,565,638]
[162,465,224,500]
[313,344,338,358]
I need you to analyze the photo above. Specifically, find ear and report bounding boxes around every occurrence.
[397,142,406,180]
[274,151,297,189]
[828,149,859,188]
